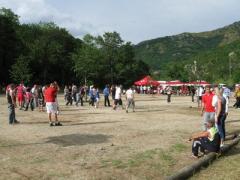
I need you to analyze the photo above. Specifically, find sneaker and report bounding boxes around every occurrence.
[55,122,62,126]
[50,122,55,127]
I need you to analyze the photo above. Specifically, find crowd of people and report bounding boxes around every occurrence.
[4,81,239,159]
[189,85,231,158]
[5,82,136,126]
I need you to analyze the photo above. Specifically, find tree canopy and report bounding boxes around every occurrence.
[0,8,149,87]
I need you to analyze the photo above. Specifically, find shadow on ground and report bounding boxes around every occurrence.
[45,133,112,147]
[226,120,240,124]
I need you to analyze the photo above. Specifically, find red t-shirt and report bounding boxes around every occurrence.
[44,87,57,102]
[17,85,24,96]
[202,93,215,112]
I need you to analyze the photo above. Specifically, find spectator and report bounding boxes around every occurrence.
[189,120,220,158]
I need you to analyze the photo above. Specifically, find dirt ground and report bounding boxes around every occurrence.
[0,94,239,180]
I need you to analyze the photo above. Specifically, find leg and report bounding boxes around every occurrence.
[132,100,135,112]
[107,96,110,106]
[25,102,29,111]
[192,140,201,156]
[8,104,14,124]
[80,97,83,106]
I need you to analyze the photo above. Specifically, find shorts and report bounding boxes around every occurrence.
[203,112,215,123]
[198,96,202,101]
[46,102,57,114]
[114,99,122,106]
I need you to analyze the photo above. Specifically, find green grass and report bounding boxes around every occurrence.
[100,143,188,178]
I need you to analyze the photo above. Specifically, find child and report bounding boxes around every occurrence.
[189,120,220,158]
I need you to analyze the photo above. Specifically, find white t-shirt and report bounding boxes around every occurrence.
[212,94,228,113]
[126,89,134,99]
[196,87,204,96]
[115,87,121,100]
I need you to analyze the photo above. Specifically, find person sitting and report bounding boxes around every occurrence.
[189,120,220,158]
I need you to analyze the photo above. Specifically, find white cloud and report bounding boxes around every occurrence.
[0,0,104,40]
[1,0,240,43]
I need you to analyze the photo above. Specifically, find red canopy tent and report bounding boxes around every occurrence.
[166,80,185,87]
[187,80,210,86]
[134,76,160,86]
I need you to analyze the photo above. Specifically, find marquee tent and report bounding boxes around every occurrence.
[134,76,160,86]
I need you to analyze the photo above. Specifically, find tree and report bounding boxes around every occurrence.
[0,8,21,84]
[72,34,103,86]
[10,55,32,84]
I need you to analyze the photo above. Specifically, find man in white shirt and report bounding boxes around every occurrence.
[125,86,135,113]
[113,85,123,110]
[196,86,204,107]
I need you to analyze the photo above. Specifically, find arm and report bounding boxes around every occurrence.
[215,98,222,123]
[189,131,209,141]
[225,96,229,115]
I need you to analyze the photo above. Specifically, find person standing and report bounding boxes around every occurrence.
[103,85,111,107]
[233,86,240,108]
[191,87,196,102]
[24,88,34,111]
[166,86,172,103]
[72,84,77,103]
[125,86,135,113]
[44,83,62,126]
[66,85,73,106]
[196,86,204,108]
[113,85,123,110]
[201,86,215,131]
[16,82,25,110]
[95,88,100,108]
[6,84,19,124]
[31,84,39,108]
[64,85,69,102]
[212,87,228,147]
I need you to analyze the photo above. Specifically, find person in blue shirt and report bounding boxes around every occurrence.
[103,85,111,107]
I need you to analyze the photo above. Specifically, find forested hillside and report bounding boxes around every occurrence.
[135,21,240,83]
[0,8,149,87]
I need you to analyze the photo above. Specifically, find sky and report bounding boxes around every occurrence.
[1,0,240,44]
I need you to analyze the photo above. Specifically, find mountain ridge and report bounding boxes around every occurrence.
[134,21,240,83]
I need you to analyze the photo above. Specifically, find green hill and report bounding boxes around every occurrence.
[134,21,240,83]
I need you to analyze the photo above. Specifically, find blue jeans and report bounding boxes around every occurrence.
[216,114,226,141]
[8,104,16,124]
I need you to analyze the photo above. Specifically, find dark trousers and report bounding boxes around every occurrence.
[192,137,219,156]
[89,97,95,106]
[25,99,34,111]
[167,94,171,103]
[104,95,110,106]
[73,93,77,102]
[66,96,73,105]
[76,96,84,106]
[192,94,195,102]
[216,114,226,140]
[8,104,16,124]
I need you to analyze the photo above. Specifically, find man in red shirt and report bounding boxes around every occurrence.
[44,83,62,126]
[201,86,215,131]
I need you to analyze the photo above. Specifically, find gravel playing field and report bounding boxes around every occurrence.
[0,94,239,180]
